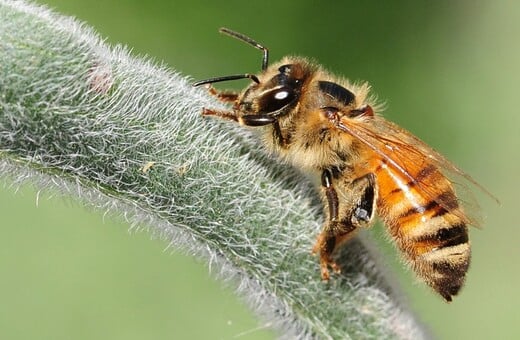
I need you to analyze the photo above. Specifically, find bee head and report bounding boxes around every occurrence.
[239,62,308,118]
[192,28,309,122]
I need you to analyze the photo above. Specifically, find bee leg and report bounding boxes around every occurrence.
[315,173,377,278]
[312,230,339,280]
[202,108,240,122]
[240,114,276,126]
[312,168,348,280]
[313,169,374,280]
[203,108,277,127]
[349,173,377,227]
[273,122,287,148]
[323,173,377,260]
[205,85,239,103]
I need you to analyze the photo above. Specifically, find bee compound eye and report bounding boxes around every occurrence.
[258,87,297,114]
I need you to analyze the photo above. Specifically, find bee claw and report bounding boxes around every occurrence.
[331,262,341,274]
[320,266,330,281]
[320,260,341,281]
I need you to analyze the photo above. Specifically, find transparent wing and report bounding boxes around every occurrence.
[336,114,497,227]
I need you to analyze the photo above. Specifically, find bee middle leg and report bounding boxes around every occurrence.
[313,224,358,280]
[313,171,378,280]
[312,168,358,280]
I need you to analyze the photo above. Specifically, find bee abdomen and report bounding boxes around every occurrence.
[376,160,471,301]
[412,221,470,301]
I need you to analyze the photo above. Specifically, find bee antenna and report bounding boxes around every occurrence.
[192,74,260,87]
[219,27,269,71]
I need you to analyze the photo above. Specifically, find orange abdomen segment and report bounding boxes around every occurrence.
[373,160,470,302]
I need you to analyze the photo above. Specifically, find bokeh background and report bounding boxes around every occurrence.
[1,1,518,339]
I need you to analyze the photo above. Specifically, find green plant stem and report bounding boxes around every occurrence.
[0,1,427,338]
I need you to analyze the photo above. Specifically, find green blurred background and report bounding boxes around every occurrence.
[1,1,518,339]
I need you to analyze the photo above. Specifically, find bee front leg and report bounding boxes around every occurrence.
[203,107,277,127]
[202,108,240,123]
[202,84,239,103]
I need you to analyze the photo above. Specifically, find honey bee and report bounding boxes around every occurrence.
[194,28,490,302]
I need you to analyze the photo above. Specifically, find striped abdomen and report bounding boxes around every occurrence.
[374,161,470,302]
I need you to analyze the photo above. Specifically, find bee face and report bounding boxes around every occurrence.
[238,62,309,118]
[194,28,490,302]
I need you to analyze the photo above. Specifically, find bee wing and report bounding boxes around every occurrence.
[336,114,497,226]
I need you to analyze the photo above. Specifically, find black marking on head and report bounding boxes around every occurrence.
[318,81,356,106]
